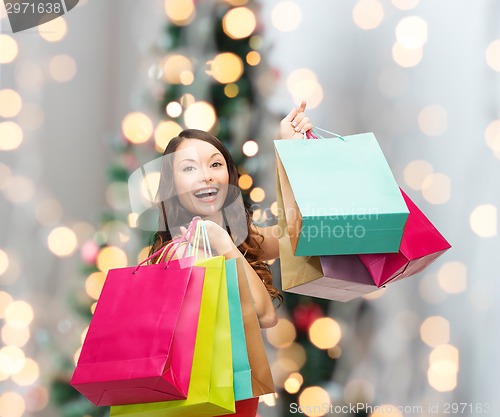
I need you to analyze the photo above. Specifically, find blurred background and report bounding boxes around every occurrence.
[0,0,499,416]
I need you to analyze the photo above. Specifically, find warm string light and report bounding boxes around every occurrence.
[352,0,384,30]
[271,1,302,32]
[286,68,323,109]
[0,35,19,63]
[38,16,68,42]
[122,112,154,144]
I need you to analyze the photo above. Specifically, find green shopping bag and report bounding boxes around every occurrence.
[274,131,409,256]
[111,255,235,417]
[225,259,253,401]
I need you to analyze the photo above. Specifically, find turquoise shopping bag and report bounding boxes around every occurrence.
[274,132,409,256]
[225,259,253,401]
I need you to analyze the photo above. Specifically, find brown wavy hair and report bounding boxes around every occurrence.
[148,129,283,305]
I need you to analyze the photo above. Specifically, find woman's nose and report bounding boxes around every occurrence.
[200,168,213,183]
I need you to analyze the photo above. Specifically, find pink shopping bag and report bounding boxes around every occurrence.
[71,253,205,406]
[359,189,451,287]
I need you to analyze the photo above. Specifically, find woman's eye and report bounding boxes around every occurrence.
[211,161,223,168]
[182,165,195,172]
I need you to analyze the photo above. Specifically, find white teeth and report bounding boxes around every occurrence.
[194,188,218,197]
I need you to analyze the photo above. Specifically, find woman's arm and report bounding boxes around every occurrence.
[254,224,280,262]
[223,245,278,329]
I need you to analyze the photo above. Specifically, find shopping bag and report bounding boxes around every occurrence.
[359,189,451,286]
[111,221,235,417]
[276,177,379,301]
[234,258,275,396]
[274,131,409,256]
[71,255,205,406]
[214,397,259,417]
[225,259,253,401]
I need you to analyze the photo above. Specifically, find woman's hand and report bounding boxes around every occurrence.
[181,220,235,256]
[279,100,313,139]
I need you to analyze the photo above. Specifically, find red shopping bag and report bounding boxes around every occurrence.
[214,398,259,417]
[359,189,451,287]
[71,251,205,406]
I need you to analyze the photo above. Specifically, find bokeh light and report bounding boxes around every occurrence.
[298,386,330,417]
[277,343,307,371]
[437,261,467,294]
[286,68,323,109]
[223,7,256,39]
[429,344,459,371]
[164,0,195,26]
[0,35,18,63]
[427,361,457,392]
[271,1,302,32]
[395,16,428,49]
[266,318,296,348]
[403,160,434,191]
[122,112,154,144]
[3,176,35,204]
[421,173,451,205]
[24,385,49,412]
[485,39,500,72]
[166,101,182,118]
[208,52,244,84]
[47,227,78,257]
[469,204,497,237]
[0,89,22,118]
[246,51,261,66]
[154,120,182,153]
[391,0,420,10]
[0,391,25,417]
[224,83,239,98]
[154,120,182,152]
[49,54,77,82]
[420,316,450,347]
[309,317,342,349]
[284,372,303,394]
[1,324,30,347]
[4,300,34,329]
[242,140,259,157]
[0,251,9,276]
[85,272,106,300]
[392,42,423,67]
[162,54,193,84]
[352,0,384,30]
[485,119,500,152]
[184,101,217,131]
[0,346,25,375]
[11,358,39,386]
[238,174,253,190]
[38,16,67,42]
[96,246,128,272]
[250,187,265,203]
[418,105,448,136]
[0,122,23,151]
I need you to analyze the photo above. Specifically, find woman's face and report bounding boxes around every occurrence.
[172,138,230,217]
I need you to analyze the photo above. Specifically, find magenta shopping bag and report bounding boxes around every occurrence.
[359,189,451,287]
[71,256,205,406]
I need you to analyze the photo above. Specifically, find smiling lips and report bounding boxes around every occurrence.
[193,187,220,203]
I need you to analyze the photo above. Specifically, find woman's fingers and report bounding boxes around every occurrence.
[282,100,307,122]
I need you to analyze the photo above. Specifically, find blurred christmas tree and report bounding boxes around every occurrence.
[51,1,369,416]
